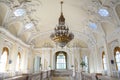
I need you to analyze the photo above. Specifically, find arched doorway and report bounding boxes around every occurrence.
[55,51,67,69]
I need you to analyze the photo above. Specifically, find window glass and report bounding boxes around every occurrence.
[115,51,120,71]
[56,53,66,69]
[84,56,89,72]
[16,53,21,71]
[82,56,89,72]
[102,52,107,71]
[0,50,8,72]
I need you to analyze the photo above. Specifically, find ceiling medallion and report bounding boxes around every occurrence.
[50,1,74,48]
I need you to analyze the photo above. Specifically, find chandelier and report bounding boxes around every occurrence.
[50,1,74,48]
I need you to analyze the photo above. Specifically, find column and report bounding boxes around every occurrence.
[89,47,96,73]
[51,49,54,69]
[77,48,80,72]
[47,48,51,70]
[72,48,75,77]
[103,38,112,76]
[118,38,120,46]
[8,44,14,72]
[0,34,3,57]
[24,49,29,73]
[28,45,34,73]
[41,49,45,70]
[67,48,71,69]
[71,48,75,68]
[94,45,100,73]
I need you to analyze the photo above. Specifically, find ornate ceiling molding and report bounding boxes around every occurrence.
[28,30,96,49]
[1,0,120,51]
[0,27,30,48]
[1,0,41,31]
[107,27,120,43]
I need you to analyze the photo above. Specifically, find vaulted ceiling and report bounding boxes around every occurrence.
[0,0,120,49]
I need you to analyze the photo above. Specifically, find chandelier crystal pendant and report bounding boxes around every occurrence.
[50,1,74,48]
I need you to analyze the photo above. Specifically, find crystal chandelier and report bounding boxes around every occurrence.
[50,1,74,48]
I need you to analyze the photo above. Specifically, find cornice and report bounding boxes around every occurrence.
[28,30,96,47]
[33,47,88,51]
[0,27,30,48]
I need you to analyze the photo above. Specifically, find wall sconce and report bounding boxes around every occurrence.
[9,60,12,64]
[111,60,114,64]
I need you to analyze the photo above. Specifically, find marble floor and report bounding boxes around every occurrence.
[43,75,120,80]
[97,77,119,80]
[52,77,73,80]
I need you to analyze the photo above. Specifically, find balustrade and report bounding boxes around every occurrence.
[81,72,93,80]
[1,70,52,80]
[3,70,118,80]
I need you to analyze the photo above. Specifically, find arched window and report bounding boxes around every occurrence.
[16,52,21,71]
[0,47,9,72]
[114,47,120,71]
[102,52,107,71]
[56,51,67,69]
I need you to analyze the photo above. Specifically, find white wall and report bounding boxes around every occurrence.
[33,47,89,73]
[87,37,120,76]
[0,31,30,73]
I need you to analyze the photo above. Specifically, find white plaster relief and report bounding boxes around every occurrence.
[0,27,30,48]
[3,40,13,49]
[107,27,120,43]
